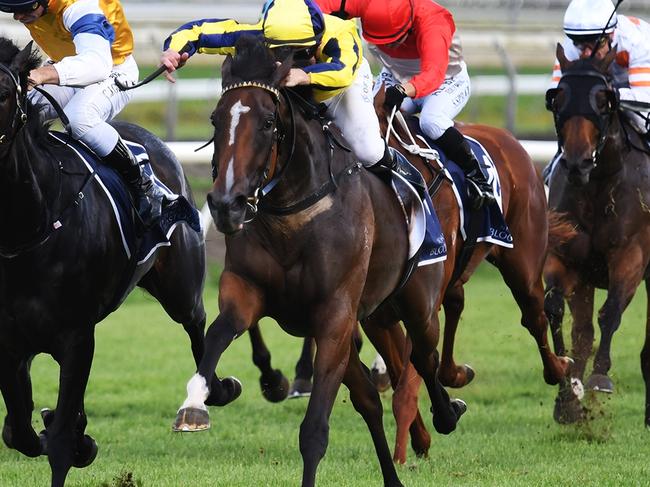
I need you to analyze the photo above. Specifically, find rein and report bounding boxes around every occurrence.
[0,63,27,147]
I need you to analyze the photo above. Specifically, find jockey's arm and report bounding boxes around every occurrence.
[302,17,362,92]
[44,0,114,87]
[161,18,260,82]
[405,8,454,98]
[620,48,650,105]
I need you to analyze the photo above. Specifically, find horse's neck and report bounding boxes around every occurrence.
[0,130,56,243]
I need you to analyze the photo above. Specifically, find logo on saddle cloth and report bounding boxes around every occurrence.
[425,136,513,248]
[48,132,202,264]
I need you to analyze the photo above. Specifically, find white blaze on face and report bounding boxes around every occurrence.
[229,100,250,146]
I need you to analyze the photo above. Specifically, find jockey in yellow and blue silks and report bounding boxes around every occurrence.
[0,0,164,227]
[160,0,396,175]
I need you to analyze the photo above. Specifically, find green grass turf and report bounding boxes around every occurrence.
[1,263,649,486]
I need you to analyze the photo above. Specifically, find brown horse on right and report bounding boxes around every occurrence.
[544,45,650,426]
[364,88,571,463]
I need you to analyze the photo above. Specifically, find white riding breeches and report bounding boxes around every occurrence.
[28,55,139,157]
[323,59,385,166]
[375,63,471,140]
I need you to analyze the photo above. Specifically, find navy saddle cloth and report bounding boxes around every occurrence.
[49,132,202,264]
[422,134,513,248]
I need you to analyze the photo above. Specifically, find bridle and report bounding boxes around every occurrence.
[214,81,357,222]
[0,62,28,148]
[545,68,619,164]
[217,81,289,221]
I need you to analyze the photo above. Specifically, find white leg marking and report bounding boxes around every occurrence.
[371,353,387,374]
[229,100,250,146]
[179,373,209,411]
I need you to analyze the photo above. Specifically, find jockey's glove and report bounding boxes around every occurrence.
[384,84,408,113]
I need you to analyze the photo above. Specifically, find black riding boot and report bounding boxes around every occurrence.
[102,138,164,228]
[436,127,496,209]
[366,145,396,185]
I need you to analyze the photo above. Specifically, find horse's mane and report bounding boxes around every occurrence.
[230,35,278,84]
[0,37,53,147]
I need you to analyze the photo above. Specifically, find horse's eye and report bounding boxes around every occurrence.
[0,90,9,103]
[262,117,275,130]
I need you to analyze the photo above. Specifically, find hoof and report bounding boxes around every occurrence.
[370,368,391,393]
[260,369,289,403]
[40,408,55,428]
[553,391,585,424]
[206,377,243,407]
[288,378,312,399]
[73,435,98,468]
[173,407,210,432]
[430,398,466,435]
[440,364,475,388]
[585,374,614,393]
[2,417,12,449]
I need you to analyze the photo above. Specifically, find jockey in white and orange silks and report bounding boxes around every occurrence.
[159,0,403,181]
[550,0,650,133]
[317,0,496,208]
[544,0,650,183]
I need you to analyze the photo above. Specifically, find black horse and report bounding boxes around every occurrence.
[0,40,213,487]
[544,44,650,426]
[172,36,465,487]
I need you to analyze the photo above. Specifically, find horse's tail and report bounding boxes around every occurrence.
[547,210,577,250]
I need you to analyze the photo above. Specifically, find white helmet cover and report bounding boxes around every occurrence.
[564,0,617,37]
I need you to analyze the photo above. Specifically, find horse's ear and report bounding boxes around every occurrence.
[556,43,570,72]
[271,54,294,87]
[599,46,618,72]
[10,41,34,75]
[221,54,233,87]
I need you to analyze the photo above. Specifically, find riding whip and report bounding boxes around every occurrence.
[115,43,191,91]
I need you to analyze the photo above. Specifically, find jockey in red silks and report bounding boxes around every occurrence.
[317,0,495,208]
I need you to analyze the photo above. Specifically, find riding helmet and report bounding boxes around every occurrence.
[261,0,325,48]
[563,0,617,39]
[360,0,415,45]
[0,0,46,13]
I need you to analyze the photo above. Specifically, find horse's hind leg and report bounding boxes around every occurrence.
[342,340,403,487]
[494,244,571,385]
[46,327,97,487]
[0,354,43,458]
[248,322,289,402]
[289,337,315,398]
[439,283,475,388]
[641,278,650,428]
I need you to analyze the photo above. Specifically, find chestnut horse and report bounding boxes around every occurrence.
[0,40,213,487]
[360,87,571,462]
[171,36,465,487]
[544,45,650,426]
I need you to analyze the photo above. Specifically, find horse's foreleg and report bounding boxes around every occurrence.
[342,341,403,487]
[173,272,263,431]
[642,278,650,428]
[439,283,475,388]
[300,314,353,487]
[248,322,289,402]
[289,337,315,398]
[46,327,97,487]
[0,354,42,458]
[590,254,644,393]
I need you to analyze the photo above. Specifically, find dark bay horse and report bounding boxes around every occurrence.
[544,44,650,426]
[171,36,465,487]
[359,89,571,463]
[0,40,213,487]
